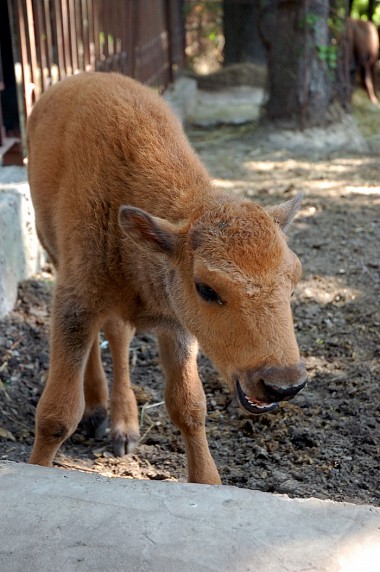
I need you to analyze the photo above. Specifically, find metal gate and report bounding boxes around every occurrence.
[5,0,184,156]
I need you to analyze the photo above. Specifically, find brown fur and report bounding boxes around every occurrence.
[27,72,306,484]
[348,18,379,104]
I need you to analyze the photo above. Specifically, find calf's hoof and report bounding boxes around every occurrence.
[112,430,140,457]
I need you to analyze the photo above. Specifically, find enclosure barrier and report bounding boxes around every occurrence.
[5,0,184,153]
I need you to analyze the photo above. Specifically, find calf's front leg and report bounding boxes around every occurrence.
[29,285,100,466]
[158,329,221,485]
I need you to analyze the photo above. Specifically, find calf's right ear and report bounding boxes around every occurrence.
[119,206,178,255]
[266,193,303,233]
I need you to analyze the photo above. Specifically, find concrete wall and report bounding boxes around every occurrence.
[0,166,44,317]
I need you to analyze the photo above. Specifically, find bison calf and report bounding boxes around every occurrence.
[27,72,306,484]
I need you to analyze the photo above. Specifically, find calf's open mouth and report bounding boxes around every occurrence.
[236,379,278,415]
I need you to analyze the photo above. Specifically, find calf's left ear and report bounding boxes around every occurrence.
[266,193,303,233]
[119,206,180,255]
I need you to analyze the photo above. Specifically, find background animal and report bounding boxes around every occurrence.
[347,17,379,104]
[26,72,306,484]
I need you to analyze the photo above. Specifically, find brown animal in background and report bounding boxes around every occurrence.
[347,17,379,104]
[27,72,306,484]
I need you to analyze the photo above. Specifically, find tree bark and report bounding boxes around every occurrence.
[223,0,266,65]
[265,0,334,128]
[367,0,376,21]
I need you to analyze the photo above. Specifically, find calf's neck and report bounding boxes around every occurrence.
[27,72,306,484]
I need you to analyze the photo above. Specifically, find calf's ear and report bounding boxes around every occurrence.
[266,193,303,233]
[119,206,179,255]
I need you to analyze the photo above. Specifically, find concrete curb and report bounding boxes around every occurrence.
[1,461,379,571]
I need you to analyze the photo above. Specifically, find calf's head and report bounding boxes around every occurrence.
[119,194,306,415]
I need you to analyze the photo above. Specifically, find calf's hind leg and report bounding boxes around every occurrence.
[158,329,221,485]
[29,285,101,466]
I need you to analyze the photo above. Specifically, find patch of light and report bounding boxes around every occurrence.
[245,156,375,172]
[247,161,277,171]
[212,178,239,189]
[297,276,360,305]
[336,541,380,572]
[212,178,251,191]
[345,185,380,195]
[300,206,318,218]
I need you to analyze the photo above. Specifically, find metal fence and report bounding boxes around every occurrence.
[6,0,184,151]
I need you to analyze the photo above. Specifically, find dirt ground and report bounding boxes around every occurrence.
[0,90,379,506]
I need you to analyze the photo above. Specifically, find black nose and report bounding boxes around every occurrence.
[252,363,307,403]
[263,377,307,402]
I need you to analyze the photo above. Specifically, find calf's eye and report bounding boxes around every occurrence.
[195,282,223,305]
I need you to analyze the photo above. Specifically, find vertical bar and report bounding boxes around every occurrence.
[165,0,173,85]
[75,0,84,70]
[68,0,79,73]
[11,0,28,150]
[93,0,101,69]
[54,0,65,78]
[61,0,72,75]
[120,0,128,74]
[125,0,133,76]
[87,0,96,70]
[25,0,40,95]
[113,0,122,71]
[17,0,31,116]
[103,0,109,64]
[32,0,42,86]
[44,0,54,80]
[36,0,49,91]
[131,0,138,78]
[81,0,90,69]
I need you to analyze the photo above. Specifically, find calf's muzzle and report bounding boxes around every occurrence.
[235,362,307,415]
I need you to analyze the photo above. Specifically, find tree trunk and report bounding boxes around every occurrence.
[367,0,376,21]
[265,0,333,128]
[223,0,266,65]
